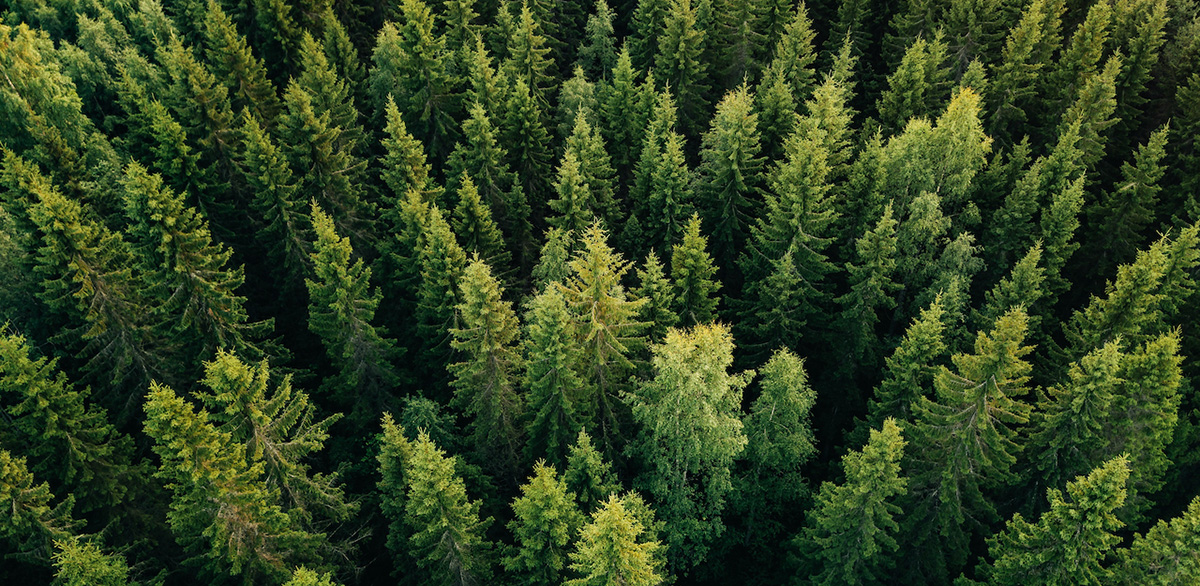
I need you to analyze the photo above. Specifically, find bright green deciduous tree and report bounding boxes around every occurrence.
[795,419,907,586]
[629,323,751,572]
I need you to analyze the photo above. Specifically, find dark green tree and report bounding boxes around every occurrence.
[564,430,622,514]
[695,83,764,274]
[876,33,951,135]
[1086,125,1168,273]
[655,0,710,134]
[0,449,77,564]
[549,151,596,235]
[835,203,901,372]
[579,0,617,81]
[524,287,586,467]
[1112,496,1200,586]
[501,78,554,221]
[201,0,281,125]
[634,251,680,342]
[670,214,721,326]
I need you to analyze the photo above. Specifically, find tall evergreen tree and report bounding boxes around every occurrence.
[201,0,281,125]
[562,113,618,225]
[634,251,680,343]
[0,449,77,564]
[794,419,907,586]
[564,430,622,514]
[1086,125,1168,273]
[505,462,586,585]
[415,205,469,383]
[1112,496,1200,586]
[501,78,554,222]
[450,258,525,479]
[695,83,764,275]
[655,0,710,134]
[835,203,901,373]
[981,457,1129,586]
[566,494,664,586]
[670,214,721,326]
[503,2,556,103]
[579,0,617,81]
[452,174,513,272]
[549,151,596,235]
[524,287,586,467]
[876,34,951,135]
[51,536,131,586]
[629,323,750,573]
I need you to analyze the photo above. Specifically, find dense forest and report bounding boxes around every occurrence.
[1,0,1199,583]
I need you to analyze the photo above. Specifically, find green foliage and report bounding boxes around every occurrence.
[566,494,664,586]
[877,34,951,134]
[523,287,585,467]
[634,251,680,342]
[835,203,901,371]
[452,174,513,272]
[0,449,77,563]
[284,566,340,586]
[505,462,585,584]
[237,111,310,289]
[564,430,621,514]
[695,83,764,272]
[51,537,131,586]
[629,323,751,572]
[670,215,721,326]
[795,419,907,586]
[1112,496,1200,585]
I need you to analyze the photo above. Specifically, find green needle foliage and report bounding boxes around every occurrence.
[504,462,585,584]
[566,494,664,586]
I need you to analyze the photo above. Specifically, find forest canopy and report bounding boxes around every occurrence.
[1,0,1200,583]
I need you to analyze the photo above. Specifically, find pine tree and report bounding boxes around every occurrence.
[28,168,166,419]
[671,214,721,326]
[450,258,525,479]
[143,383,323,583]
[287,31,361,151]
[876,34,951,135]
[322,12,368,112]
[695,83,764,274]
[566,494,664,586]
[194,350,352,523]
[403,430,495,586]
[532,227,574,290]
[865,299,947,428]
[237,110,311,290]
[121,163,271,364]
[901,308,1034,580]
[0,331,136,514]
[505,462,586,585]
[713,0,766,86]
[732,348,816,560]
[835,203,901,372]
[634,251,680,342]
[753,64,798,164]
[524,287,586,467]
[579,0,617,81]
[655,0,710,134]
[629,323,750,572]
[368,0,457,160]
[376,413,414,574]
[452,174,513,272]
[201,0,281,125]
[982,457,1129,586]
[971,243,1046,333]
[306,203,403,421]
[600,46,650,184]
[555,67,599,142]
[795,419,907,586]
[447,103,533,262]
[549,151,596,235]
[1112,496,1200,586]
[1059,53,1121,170]
[379,95,440,209]
[1038,174,1085,297]
[1049,0,1112,117]
[501,77,554,221]
[0,449,77,563]
[987,0,1061,142]
[559,223,647,456]
[631,0,670,71]
[765,2,817,104]
[51,536,131,586]
[1028,340,1121,493]
[1087,125,1168,273]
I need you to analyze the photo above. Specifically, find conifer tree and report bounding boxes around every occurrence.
[0,449,77,563]
[194,350,352,523]
[600,46,649,184]
[237,110,311,290]
[1038,175,1085,297]
[1112,496,1200,586]
[379,96,439,208]
[901,308,1034,580]
[284,566,341,586]
[580,0,617,81]
[555,67,599,142]
[0,331,136,514]
[795,419,907,586]
[403,430,494,586]
[634,251,680,342]
[563,113,618,225]
[671,214,721,326]
[502,78,554,220]
[645,133,694,254]
[368,0,457,159]
[631,0,670,71]
[1049,0,1112,116]
[201,0,281,125]
[559,223,647,456]
[564,430,622,514]
[753,65,798,164]
[121,163,271,364]
[971,243,1046,333]
[1059,54,1121,170]
[549,151,596,235]
[731,348,816,559]
[447,103,533,261]
[505,462,586,585]
[765,3,817,104]
[322,12,368,110]
[524,287,586,466]
[452,174,513,272]
[866,297,947,427]
[415,205,469,381]
[306,203,403,420]
[503,2,555,103]
[450,258,525,478]
[876,34,951,135]
[987,0,1061,141]
[1087,125,1168,272]
[982,457,1129,586]
[655,0,710,134]
[532,227,574,291]
[288,31,361,152]
[835,203,901,372]
[713,0,766,86]
[51,536,131,586]
[28,167,166,417]
[376,414,414,573]
[566,494,664,586]
[629,323,750,572]
[695,83,764,274]
[143,383,323,583]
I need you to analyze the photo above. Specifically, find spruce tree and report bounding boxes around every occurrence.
[194,350,352,523]
[764,2,817,104]
[634,251,680,342]
[201,0,281,125]
[982,457,1129,586]
[559,223,647,456]
[566,494,664,586]
[555,67,599,142]
[1086,125,1168,273]
[835,203,901,372]
[971,243,1046,333]
[452,174,513,272]
[562,113,618,225]
[987,0,1060,142]
[579,0,617,81]
[876,34,951,135]
[284,566,341,586]
[504,462,586,585]
[51,536,131,586]
[600,46,649,184]
[713,0,766,86]
[379,95,440,209]
[865,297,947,427]
[564,430,622,514]
[450,258,525,479]
[306,203,403,421]
[670,214,721,326]
[549,151,596,235]
[795,419,907,586]
[1112,496,1200,586]
[143,383,323,583]
[655,0,709,135]
[1059,54,1121,170]
[121,163,271,364]
[503,2,556,103]
[0,331,136,514]
[0,449,77,563]
[415,205,469,383]
[732,348,816,560]
[629,323,750,572]
[695,83,764,274]
[524,287,586,467]
[532,227,574,291]
[376,413,414,574]
[501,77,554,221]
[403,430,495,586]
